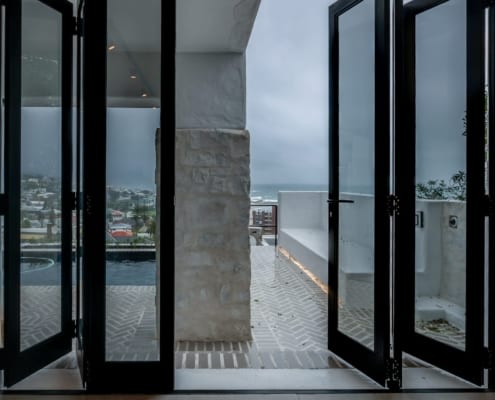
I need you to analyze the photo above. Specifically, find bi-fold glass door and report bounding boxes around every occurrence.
[328,0,394,387]
[329,0,491,389]
[0,0,492,391]
[3,0,74,387]
[395,0,487,386]
[0,0,171,390]
[80,0,171,391]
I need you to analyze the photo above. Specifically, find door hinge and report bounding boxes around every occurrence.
[71,319,77,338]
[484,194,494,217]
[71,191,78,210]
[484,347,493,369]
[72,16,79,36]
[387,194,400,217]
[385,358,401,389]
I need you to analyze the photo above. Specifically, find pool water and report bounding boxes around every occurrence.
[21,260,157,286]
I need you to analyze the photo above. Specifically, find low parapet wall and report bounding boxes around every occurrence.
[278,191,467,326]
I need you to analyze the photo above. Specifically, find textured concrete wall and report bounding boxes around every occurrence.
[439,201,466,308]
[175,129,251,341]
[176,54,246,129]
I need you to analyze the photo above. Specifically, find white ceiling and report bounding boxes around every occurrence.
[177,0,261,53]
[21,0,260,107]
[107,0,260,53]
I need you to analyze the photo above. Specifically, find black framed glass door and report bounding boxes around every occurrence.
[81,0,172,391]
[395,0,486,386]
[4,0,73,387]
[328,0,393,387]
[75,0,85,386]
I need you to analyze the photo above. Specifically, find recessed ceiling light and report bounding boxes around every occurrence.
[108,44,116,51]
[130,74,137,79]
[141,93,148,98]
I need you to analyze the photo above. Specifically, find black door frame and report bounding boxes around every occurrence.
[4,0,73,387]
[328,0,393,388]
[0,0,491,392]
[75,0,85,385]
[81,0,175,392]
[489,1,495,391]
[395,0,486,386]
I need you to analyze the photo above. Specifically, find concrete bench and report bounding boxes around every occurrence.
[278,192,329,283]
[279,227,328,282]
[278,191,374,285]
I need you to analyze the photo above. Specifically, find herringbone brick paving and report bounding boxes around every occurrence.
[19,246,463,369]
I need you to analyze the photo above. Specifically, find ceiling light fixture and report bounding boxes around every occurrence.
[108,44,116,51]
[130,74,137,79]
[141,93,148,98]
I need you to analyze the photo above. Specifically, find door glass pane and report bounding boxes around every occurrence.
[77,1,84,343]
[20,0,62,351]
[0,216,4,348]
[414,0,466,350]
[0,7,4,348]
[337,0,375,350]
[105,0,160,361]
[1,6,4,195]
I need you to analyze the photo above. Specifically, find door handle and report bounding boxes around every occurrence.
[327,199,354,204]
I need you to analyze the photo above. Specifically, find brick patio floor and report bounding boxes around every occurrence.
[20,245,464,370]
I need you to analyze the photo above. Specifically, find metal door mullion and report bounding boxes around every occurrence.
[4,1,22,378]
[61,0,73,344]
[488,1,495,391]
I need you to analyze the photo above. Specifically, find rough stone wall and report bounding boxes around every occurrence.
[175,129,251,341]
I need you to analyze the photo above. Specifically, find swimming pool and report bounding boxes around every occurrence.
[20,260,157,286]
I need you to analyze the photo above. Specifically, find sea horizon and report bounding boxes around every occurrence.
[250,183,328,202]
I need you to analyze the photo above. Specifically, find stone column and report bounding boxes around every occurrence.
[175,129,251,341]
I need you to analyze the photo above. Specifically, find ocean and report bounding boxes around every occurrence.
[250,183,328,203]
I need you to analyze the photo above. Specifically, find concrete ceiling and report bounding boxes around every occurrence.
[21,0,260,107]
[177,0,261,53]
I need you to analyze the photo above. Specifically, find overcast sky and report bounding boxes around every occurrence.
[22,0,467,191]
[246,0,335,185]
[246,0,466,188]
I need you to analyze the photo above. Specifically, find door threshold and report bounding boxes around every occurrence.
[5,369,83,391]
[175,368,382,390]
[175,367,479,391]
[402,367,480,389]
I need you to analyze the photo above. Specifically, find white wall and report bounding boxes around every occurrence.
[278,192,467,310]
[176,53,246,129]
